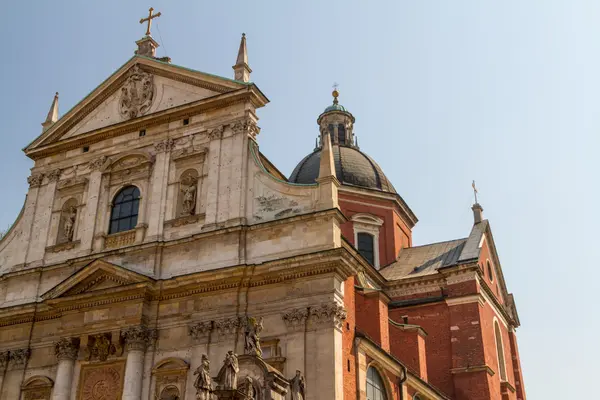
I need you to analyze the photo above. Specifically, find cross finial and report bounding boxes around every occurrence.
[472,180,479,204]
[140,7,162,37]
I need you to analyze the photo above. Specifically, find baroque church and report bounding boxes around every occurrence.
[0,9,526,400]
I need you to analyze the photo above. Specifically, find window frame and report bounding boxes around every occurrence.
[493,318,508,381]
[366,366,388,400]
[487,259,494,282]
[351,213,384,269]
[108,185,141,234]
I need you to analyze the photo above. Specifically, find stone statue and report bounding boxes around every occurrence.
[243,376,255,399]
[63,206,77,242]
[217,351,239,390]
[194,354,212,400]
[244,316,263,356]
[180,181,197,216]
[289,370,305,400]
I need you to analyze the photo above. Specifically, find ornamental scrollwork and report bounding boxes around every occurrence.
[27,174,44,188]
[207,126,224,140]
[188,321,213,340]
[88,156,107,171]
[154,138,175,153]
[309,302,347,330]
[231,119,260,138]
[282,308,309,332]
[47,169,61,182]
[10,348,31,367]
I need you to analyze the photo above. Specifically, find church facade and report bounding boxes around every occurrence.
[0,17,526,400]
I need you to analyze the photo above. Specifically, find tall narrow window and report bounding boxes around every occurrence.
[338,124,346,144]
[109,186,141,234]
[487,260,494,282]
[357,232,375,266]
[366,367,387,400]
[494,321,507,381]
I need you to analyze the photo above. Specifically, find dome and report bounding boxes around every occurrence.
[323,103,347,113]
[289,145,397,193]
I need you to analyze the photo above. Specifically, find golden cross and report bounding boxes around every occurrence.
[140,7,162,37]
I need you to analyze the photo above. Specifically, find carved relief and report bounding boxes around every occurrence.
[47,169,61,182]
[0,351,9,370]
[231,119,260,138]
[254,193,302,221]
[215,316,244,338]
[188,321,213,341]
[121,325,157,351]
[154,138,175,153]
[21,376,54,400]
[119,65,155,120]
[27,174,44,188]
[84,333,123,362]
[107,154,154,185]
[78,361,125,400]
[208,126,224,140]
[89,156,107,171]
[10,348,31,367]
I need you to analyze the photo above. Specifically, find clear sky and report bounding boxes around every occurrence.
[0,1,597,397]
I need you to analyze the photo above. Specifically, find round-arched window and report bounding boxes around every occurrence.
[366,366,387,400]
[109,186,141,234]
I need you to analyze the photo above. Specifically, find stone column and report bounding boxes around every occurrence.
[52,338,79,400]
[121,325,157,400]
[0,351,9,395]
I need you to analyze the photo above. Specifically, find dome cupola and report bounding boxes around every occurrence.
[289,90,396,193]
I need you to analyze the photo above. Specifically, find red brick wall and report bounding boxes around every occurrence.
[389,324,428,380]
[343,276,357,400]
[478,237,504,304]
[355,290,390,351]
[508,330,526,400]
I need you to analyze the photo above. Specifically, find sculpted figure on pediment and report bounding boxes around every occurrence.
[119,65,155,120]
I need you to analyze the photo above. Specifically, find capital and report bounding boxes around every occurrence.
[88,156,107,171]
[121,325,157,351]
[54,338,79,361]
[309,302,347,330]
[0,351,9,370]
[27,173,44,188]
[47,169,61,182]
[188,321,213,341]
[154,138,174,153]
[282,308,310,332]
[10,348,31,367]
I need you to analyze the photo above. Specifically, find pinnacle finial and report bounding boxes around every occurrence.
[332,82,339,105]
[42,92,59,132]
[233,33,251,82]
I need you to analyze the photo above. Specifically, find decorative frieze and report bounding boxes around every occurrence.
[282,308,309,332]
[309,302,347,330]
[154,138,175,153]
[164,213,204,229]
[121,325,157,352]
[214,316,243,337]
[54,338,79,361]
[27,174,44,188]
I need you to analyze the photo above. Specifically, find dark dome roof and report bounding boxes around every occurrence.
[289,145,396,193]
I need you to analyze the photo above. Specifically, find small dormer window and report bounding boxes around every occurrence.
[338,124,346,145]
[351,213,384,268]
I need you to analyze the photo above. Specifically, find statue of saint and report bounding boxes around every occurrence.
[244,316,263,356]
[63,206,77,242]
[217,351,239,390]
[194,354,212,400]
[243,376,255,399]
[181,181,197,216]
[289,370,306,400]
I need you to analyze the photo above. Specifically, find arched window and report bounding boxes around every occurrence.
[109,186,140,234]
[338,123,346,144]
[487,260,494,282]
[357,232,375,266]
[413,394,423,400]
[366,366,387,400]
[494,320,507,381]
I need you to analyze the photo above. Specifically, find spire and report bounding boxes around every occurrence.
[42,92,59,132]
[232,33,252,82]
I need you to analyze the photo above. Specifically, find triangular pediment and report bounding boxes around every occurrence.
[27,55,253,153]
[42,259,155,300]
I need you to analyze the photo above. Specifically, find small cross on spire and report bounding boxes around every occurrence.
[472,180,479,204]
[140,7,161,37]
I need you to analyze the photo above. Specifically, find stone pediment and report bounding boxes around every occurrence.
[42,259,155,300]
[26,55,253,155]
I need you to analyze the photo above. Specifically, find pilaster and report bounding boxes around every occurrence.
[146,139,173,241]
[82,157,105,251]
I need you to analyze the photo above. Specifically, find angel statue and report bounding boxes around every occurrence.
[244,316,264,356]
[289,370,306,400]
[193,354,212,400]
[217,351,240,390]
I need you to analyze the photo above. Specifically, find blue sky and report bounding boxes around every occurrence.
[1,1,597,397]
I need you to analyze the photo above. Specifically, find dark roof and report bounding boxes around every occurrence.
[380,239,467,280]
[289,145,396,193]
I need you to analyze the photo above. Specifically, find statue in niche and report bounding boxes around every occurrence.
[242,376,255,399]
[194,354,213,400]
[180,174,197,216]
[289,370,306,400]
[217,351,239,390]
[62,205,77,242]
[244,316,264,357]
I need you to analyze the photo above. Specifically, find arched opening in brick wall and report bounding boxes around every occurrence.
[494,320,507,381]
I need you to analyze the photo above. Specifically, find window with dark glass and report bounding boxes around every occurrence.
[357,232,375,265]
[494,321,507,381]
[109,186,141,234]
[338,124,346,144]
[487,260,494,282]
[366,367,387,400]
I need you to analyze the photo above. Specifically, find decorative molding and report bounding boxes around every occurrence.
[445,294,486,307]
[445,270,479,285]
[46,240,80,254]
[57,176,88,192]
[47,169,62,182]
[309,302,347,330]
[21,376,54,400]
[27,174,44,188]
[0,351,9,370]
[154,138,175,153]
[54,338,79,361]
[77,361,125,400]
[171,146,207,163]
[207,126,224,140]
[119,64,155,120]
[121,325,157,352]
[104,230,136,249]
[450,365,495,376]
[88,156,108,171]
[231,119,260,138]
[282,308,309,332]
[164,213,204,228]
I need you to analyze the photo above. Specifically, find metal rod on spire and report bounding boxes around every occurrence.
[472,180,479,204]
